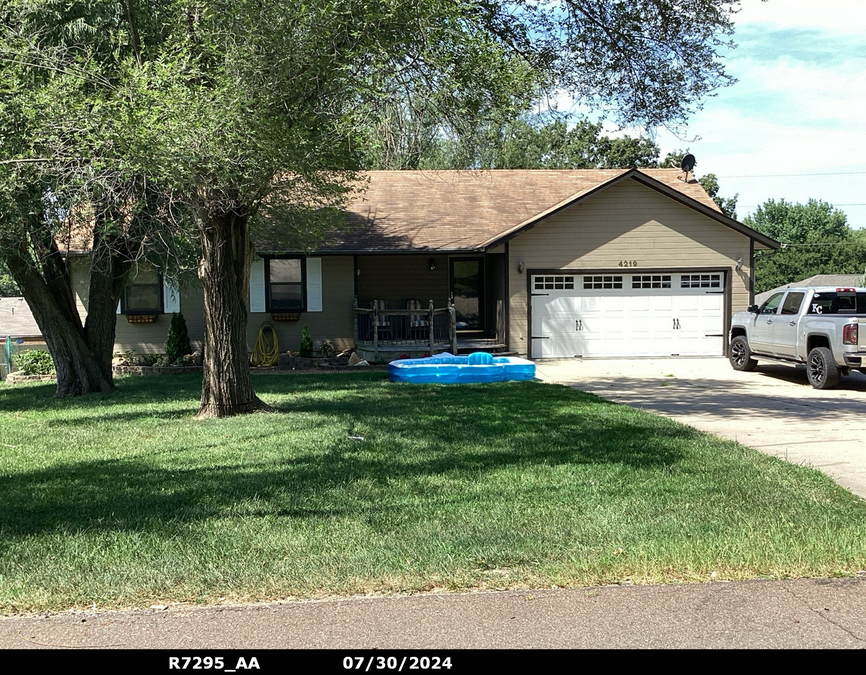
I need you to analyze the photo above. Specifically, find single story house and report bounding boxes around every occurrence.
[68,168,780,360]
[0,297,43,343]
[1,297,46,379]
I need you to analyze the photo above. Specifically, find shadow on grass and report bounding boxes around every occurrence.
[0,374,706,539]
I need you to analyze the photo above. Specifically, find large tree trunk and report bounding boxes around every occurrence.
[196,208,272,418]
[4,243,115,397]
[84,231,135,383]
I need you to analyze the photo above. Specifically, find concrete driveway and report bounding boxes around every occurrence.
[534,357,866,500]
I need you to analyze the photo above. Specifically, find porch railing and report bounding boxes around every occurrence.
[353,299,457,361]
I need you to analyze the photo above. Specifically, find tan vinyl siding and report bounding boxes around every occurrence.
[507,178,753,356]
[114,285,206,354]
[73,256,357,355]
[246,255,355,353]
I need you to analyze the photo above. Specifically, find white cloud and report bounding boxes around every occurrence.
[650,1,866,227]
[558,1,866,227]
[733,0,866,34]
[724,57,866,127]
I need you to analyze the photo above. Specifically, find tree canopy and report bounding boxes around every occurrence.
[0,259,19,296]
[745,199,866,293]
[366,115,664,170]
[1,0,744,411]
[0,0,175,395]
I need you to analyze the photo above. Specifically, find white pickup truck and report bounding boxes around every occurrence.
[729,286,866,389]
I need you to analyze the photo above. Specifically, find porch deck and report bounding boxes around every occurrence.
[353,299,456,361]
[353,299,511,361]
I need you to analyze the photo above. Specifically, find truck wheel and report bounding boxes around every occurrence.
[807,347,840,389]
[730,336,757,371]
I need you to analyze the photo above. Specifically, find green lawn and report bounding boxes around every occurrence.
[1,372,864,614]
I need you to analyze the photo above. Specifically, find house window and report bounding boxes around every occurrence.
[632,275,671,289]
[534,276,575,290]
[123,268,163,314]
[266,257,306,311]
[583,275,623,290]
[681,274,721,289]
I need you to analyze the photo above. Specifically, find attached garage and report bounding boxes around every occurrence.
[496,170,779,359]
[530,271,726,358]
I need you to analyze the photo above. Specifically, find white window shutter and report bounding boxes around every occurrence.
[249,258,266,313]
[117,300,122,314]
[306,257,323,312]
[163,279,181,314]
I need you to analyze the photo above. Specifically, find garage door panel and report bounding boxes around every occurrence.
[531,272,726,359]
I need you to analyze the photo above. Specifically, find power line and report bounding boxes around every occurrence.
[718,171,866,178]
[775,241,866,248]
[740,203,866,209]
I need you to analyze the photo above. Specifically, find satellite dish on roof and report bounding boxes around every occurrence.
[680,153,696,182]
[680,154,696,173]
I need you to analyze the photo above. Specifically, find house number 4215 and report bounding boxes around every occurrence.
[618,260,638,267]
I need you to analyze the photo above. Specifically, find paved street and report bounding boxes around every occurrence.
[2,577,864,650]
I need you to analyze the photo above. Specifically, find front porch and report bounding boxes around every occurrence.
[353,253,508,361]
[353,299,455,362]
[352,300,509,362]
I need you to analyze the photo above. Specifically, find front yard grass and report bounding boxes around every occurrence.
[1,372,864,614]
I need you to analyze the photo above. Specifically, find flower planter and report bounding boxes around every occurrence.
[126,314,158,324]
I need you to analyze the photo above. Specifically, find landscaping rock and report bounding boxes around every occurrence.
[112,365,203,376]
[4,372,56,383]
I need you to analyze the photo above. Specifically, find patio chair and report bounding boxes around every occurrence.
[371,299,392,340]
[406,299,429,338]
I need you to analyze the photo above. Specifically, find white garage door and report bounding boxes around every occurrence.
[531,273,725,358]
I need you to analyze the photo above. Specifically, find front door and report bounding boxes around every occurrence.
[451,258,484,332]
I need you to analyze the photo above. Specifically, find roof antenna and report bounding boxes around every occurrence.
[680,154,696,183]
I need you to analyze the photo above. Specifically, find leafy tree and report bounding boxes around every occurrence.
[745,199,866,293]
[697,173,738,219]
[4,0,742,414]
[0,0,174,396]
[0,260,20,296]
[393,116,662,170]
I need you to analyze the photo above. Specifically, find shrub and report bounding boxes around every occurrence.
[165,313,193,363]
[299,325,313,358]
[14,349,54,376]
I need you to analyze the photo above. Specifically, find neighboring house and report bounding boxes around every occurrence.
[755,274,864,307]
[1,297,45,380]
[66,168,780,360]
[0,297,43,343]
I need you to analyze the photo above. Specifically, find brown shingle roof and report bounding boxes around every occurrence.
[255,168,764,253]
[67,169,779,254]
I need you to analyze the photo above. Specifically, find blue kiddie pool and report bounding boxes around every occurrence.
[388,352,535,384]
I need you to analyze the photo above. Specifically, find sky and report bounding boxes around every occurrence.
[610,1,866,230]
